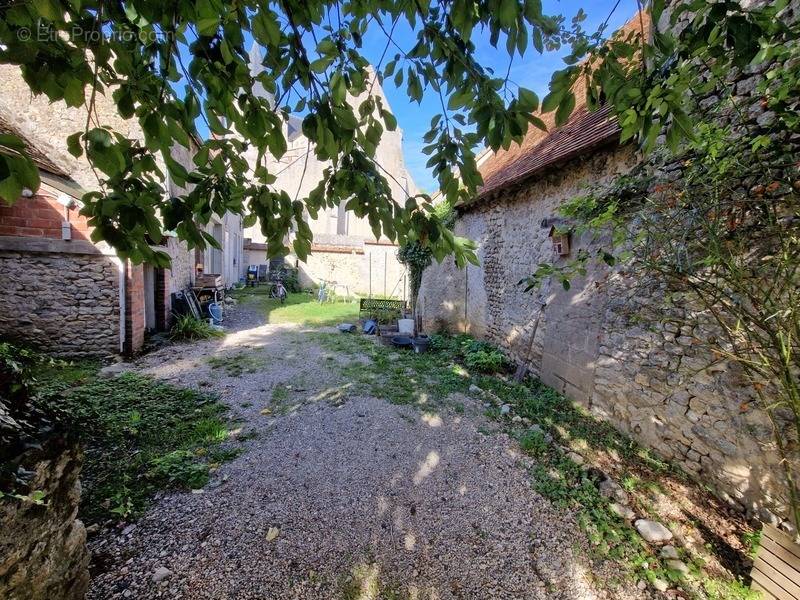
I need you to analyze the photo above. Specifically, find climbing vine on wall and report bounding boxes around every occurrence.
[520,26,800,523]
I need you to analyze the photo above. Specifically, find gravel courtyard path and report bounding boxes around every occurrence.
[87,304,644,600]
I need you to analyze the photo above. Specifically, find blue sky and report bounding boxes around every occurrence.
[366,0,640,191]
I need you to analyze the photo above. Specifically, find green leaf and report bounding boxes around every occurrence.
[541,90,563,113]
[195,0,220,35]
[0,134,25,151]
[32,0,62,21]
[310,57,333,73]
[0,167,22,204]
[528,115,547,131]
[498,0,518,28]
[66,132,83,158]
[330,72,346,105]
[518,88,539,111]
[382,110,398,131]
[252,12,281,46]
[62,79,84,107]
[555,93,575,126]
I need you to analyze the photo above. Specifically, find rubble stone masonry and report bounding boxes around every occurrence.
[0,438,89,600]
[0,248,120,357]
[419,49,798,528]
[0,193,121,356]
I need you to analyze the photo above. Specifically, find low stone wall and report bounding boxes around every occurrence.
[0,439,89,600]
[0,240,120,357]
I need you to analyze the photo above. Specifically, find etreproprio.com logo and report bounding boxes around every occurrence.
[16,24,174,43]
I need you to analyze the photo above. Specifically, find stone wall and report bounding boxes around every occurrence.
[0,241,120,357]
[419,141,796,526]
[0,438,89,600]
[277,239,408,298]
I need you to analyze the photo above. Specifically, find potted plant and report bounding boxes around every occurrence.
[374,307,400,346]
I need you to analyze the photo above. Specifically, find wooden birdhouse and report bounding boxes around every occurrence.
[549,226,571,256]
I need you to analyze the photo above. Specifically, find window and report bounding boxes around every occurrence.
[336,200,348,235]
[206,223,223,274]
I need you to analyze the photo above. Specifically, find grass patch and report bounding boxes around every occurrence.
[741,529,762,559]
[271,385,289,404]
[338,562,410,600]
[231,289,359,326]
[34,367,240,523]
[310,332,472,409]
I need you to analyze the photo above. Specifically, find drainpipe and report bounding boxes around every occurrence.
[464,264,468,334]
[116,257,126,354]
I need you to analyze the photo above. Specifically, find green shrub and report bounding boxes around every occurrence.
[282,268,301,292]
[460,338,496,355]
[371,307,402,324]
[170,314,224,341]
[464,348,506,373]
[519,429,549,456]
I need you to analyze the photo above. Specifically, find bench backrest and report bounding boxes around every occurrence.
[359,298,407,319]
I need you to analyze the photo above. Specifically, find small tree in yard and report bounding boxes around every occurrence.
[397,240,432,333]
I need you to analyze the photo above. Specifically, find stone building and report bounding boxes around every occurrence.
[243,47,416,297]
[0,66,243,356]
[419,14,796,527]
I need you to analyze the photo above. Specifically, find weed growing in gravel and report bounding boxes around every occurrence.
[271,385,289,404]
[518,429,549,456]
[207,447,244,464]
[310,332,472,409]
[741,529,762,559]
[170,314,224,341]
[338,562,410,600]
[33,368,241,523]
[476,377,755,597]
[207,349,265,377]
[702,578,761,600]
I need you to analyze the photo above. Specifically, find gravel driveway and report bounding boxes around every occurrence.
[87,303,644,600]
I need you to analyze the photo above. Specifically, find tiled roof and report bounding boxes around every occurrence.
[476,104,619,200]
[0,114,71,179]
[470,11,650,204]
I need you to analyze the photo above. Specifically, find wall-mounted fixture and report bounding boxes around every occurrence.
[56,193,78,210]
[548,226,571,256]
[57,194,78,241]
